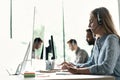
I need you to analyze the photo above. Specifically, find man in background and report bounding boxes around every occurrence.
[32,37,43,59]
[86,29,95,46]
[67,39,88,64]
[86,29,95,61]
[60,29,95,68]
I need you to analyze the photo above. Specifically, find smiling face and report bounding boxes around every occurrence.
[88,13,100,35]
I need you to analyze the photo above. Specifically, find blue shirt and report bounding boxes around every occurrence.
[78,34,120,80]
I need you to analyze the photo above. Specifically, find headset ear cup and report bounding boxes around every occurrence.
[98,18,102,25]
[72,41,75,45]
[97,12,102,25]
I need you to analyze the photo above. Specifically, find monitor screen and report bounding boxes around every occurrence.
[50,35,55,60]
[4,40,31,75]
[15,42,31,75]
[45,35,55,60]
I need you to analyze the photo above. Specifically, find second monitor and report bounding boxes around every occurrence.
[45,35,56,60]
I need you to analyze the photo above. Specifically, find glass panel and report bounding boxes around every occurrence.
[33,0,119,63]
[1,0,118,66]
[33,0,63,63]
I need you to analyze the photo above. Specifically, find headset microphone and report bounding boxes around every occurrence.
[91,25,99,32]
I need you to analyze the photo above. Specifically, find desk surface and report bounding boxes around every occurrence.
[1,72,115,80]
[0,64,115,80]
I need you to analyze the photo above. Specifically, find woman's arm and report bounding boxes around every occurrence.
[67,34,120,75]
[68,67,91,74]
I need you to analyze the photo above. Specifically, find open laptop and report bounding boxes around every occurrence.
[6,42,31,75]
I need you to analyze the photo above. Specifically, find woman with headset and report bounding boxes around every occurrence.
[61,7,120,80]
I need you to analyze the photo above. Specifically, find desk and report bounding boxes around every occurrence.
[1,72,115,80]
[0,63,115,80]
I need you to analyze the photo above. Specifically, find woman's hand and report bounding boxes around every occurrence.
[59,61,69,65]
[57,62,68,66]
[61,64,70,70]
[68,67,90,74]
[68,67,80,74]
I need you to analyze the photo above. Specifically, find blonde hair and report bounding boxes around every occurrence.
[91,7,120,38]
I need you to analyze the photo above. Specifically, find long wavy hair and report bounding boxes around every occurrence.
[91,7,120,38]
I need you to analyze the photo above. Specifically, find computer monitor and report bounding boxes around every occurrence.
[5,41,31,75]
[40,44,44,59]
[15,42,31,75]
[45,35,55,60]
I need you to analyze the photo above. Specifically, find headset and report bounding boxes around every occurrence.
[71,40,76,46]
[34,38,42,46]
[96,11,102,25]
[72,41,75,45]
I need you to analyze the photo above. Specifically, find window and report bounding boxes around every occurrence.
[33,0,119,63]
[0,0,119,64]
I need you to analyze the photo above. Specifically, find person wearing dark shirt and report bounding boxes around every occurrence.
[86,29,95,60]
